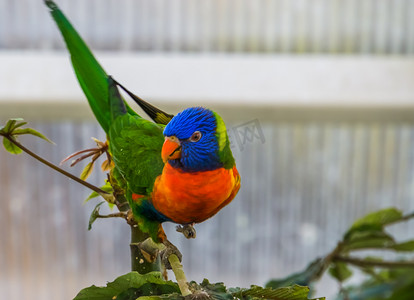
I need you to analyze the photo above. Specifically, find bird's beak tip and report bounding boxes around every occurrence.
[161,136,181,163]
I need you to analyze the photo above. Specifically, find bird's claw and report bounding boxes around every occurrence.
[161,239,183,270]
[176,224,197,239]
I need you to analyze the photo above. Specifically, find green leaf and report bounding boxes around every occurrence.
[198,280,233,300]
[74,272,180,300]
[266,258,325,289]
[345,238,414,252]
[350,207,402,229]
[346,229,393,242]
[0,118,23,133]
[84,181,113,204]
[391,240,414,251]
[107,202,115,210]
[336,268,414,300]
[231,285,324,300]
[80,161,94,180]
[329,262,353,283]
[13,121,28,130]
[345,208,403,241]
[388,274,414,300]
[2,137,22,154]
[13,128,54,144]
[88,201,104,231]
[344,231,396,251]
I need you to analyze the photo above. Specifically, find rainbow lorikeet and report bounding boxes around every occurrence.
[45,0,240,252]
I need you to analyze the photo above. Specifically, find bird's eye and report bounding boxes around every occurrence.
[189,131,202,142]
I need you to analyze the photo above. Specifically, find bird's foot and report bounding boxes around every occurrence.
[176,224,196,239]
[160,239,183,270]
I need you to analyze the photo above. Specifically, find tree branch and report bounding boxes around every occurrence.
[96,212,127,219]
[2,135,112,199]
[168,254,192,296]
[334,255,414,269]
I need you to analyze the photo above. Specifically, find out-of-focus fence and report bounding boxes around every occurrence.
[1,0,414,54]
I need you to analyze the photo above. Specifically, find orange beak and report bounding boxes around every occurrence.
[161,136,181,163]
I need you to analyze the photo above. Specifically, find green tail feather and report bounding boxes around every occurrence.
[45,0,138,132]
[108,76,127,121]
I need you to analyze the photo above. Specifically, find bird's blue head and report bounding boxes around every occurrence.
[162,107,234,172]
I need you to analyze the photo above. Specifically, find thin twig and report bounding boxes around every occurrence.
[334,255,414,269]
[2,135,110,196]
[96,212,127,219]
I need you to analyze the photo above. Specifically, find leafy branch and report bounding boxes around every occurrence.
[0,118,114,202]
[74,271,325,300]
[60,137,113,180]
[266,207,414,299]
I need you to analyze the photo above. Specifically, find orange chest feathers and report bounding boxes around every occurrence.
[151,163,240,224]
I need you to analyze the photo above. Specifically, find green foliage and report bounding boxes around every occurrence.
[13,127,53,142]
[328,262,352,283]
[74,272,180,300]
[3,137,22,154]
[85,181,114,203]
[266,207,414,300]
[85,181,115,210]
[230,284,324,300]
[79,206,410,300]
[266,259,325,289]
[391,240,414,251]
[343,208,409,253]
[80,161,94,180]
[344,208,402,241]
[75,273,325,300]
[340,208,414,254]
[88,202,105,230]
[336,269,414,300]
[0,118,53,154]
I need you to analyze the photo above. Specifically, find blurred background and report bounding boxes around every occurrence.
[1,0,414,299]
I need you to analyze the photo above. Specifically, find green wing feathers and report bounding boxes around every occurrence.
[108,76,127,121]
[108,80,165,195]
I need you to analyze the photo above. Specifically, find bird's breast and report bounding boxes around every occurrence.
[151,162,240,224]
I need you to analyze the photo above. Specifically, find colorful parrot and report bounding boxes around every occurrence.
[45,0,240,261]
